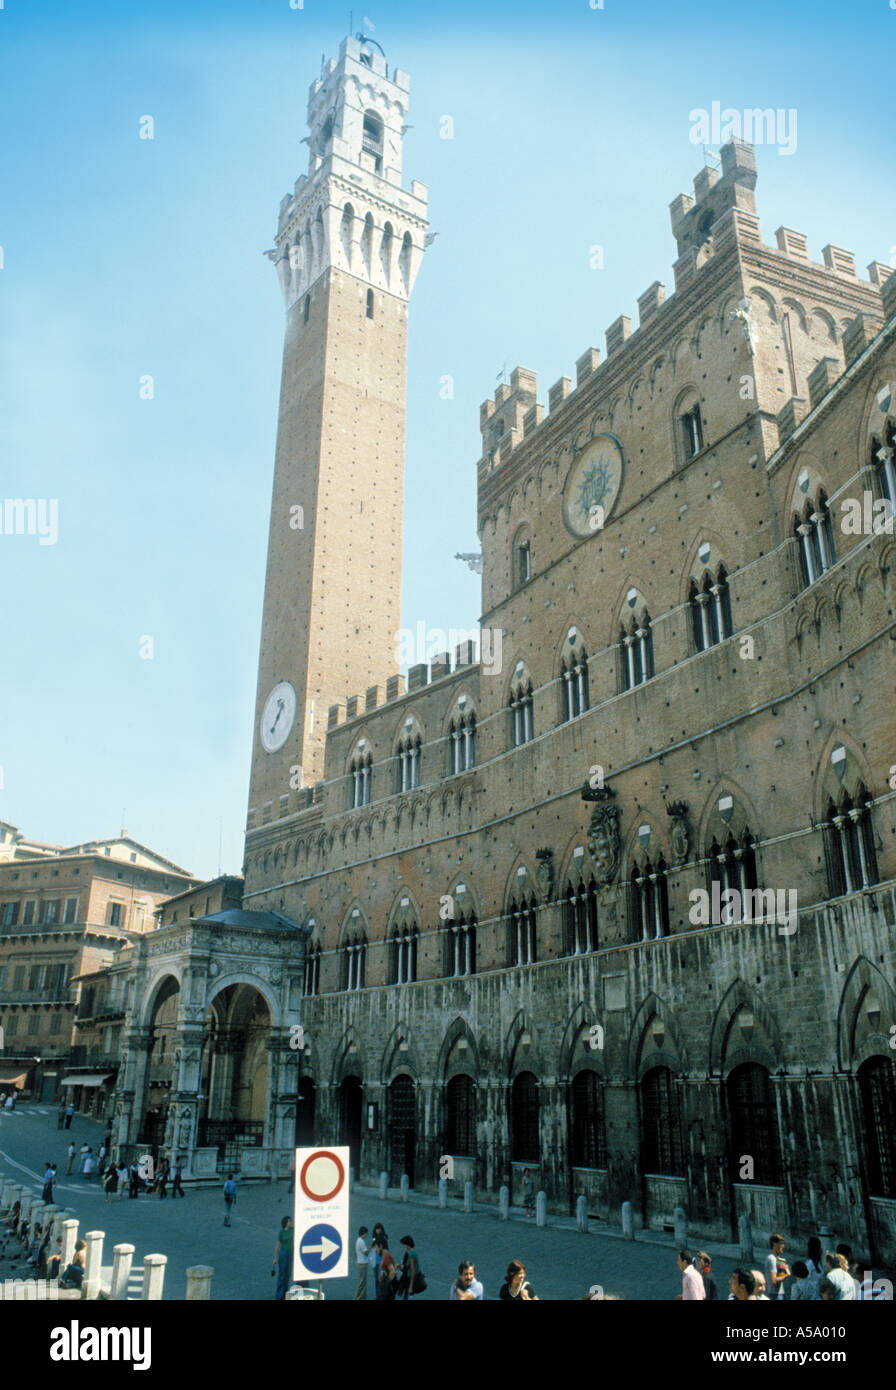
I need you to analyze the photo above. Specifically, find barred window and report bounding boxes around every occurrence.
[446,912,476,978]
[825,787,878,896]
[570,1070,607,1169]
[630,857,670,940]
[859,1056,896,1198]
[343,935,367,991]
[510,1071,539,1162]
[708,830,759,922]
[563,878,598,955]
[390,925,419,984]
[727,1062,782,1186]
[445,1074,476,1155]
[620,614,654,691]
[690,565,733,651]
[794,491,835,588]
[641,1066,684,1175]
[303,945,321,997]
[507,895,538,966]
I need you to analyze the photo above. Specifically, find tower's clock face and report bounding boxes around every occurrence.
[563,435,624,538]
[260,681,297,753]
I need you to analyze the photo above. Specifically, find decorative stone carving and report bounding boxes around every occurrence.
[535,848,554,902]
[666,800,690,866]
[585,787,620,885]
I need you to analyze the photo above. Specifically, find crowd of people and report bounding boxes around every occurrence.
[676,1232,887,1301]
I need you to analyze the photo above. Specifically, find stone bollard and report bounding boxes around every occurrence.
[738,1213,753,1264]
[463,1179,473,1214]
[498,1185,509,1221]
[83,1230,105,1300]
[60,1219,79,1268]
[29,1201,46,1234]
[185,1265,214,1300]
[42,1205,58,1237]
[536,1190,547,1227]
[438,1178,447,1209]
[20,1192,33,1225]
[673,1206,687,1250]
[110,1244,135,1300]
[378,1171,388,1200]
[400,1174,410,1202]
[142,1253,167,1301]
[0,1178,15,1211]
[4,1184,22,1217]
[576,1195,588,1233]
[621,1201,634,1240]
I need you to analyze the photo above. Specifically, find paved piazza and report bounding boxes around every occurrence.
[0,1103,748,1301]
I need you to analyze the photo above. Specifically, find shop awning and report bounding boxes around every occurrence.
[59,1073,114,1089]
[0,1074,27,1088]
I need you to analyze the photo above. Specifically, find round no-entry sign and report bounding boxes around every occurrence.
[299,1149,345,1202]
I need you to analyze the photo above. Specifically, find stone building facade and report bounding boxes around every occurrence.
[109,40,896,1262]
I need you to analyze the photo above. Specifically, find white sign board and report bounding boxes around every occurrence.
[293,1146,350,1281]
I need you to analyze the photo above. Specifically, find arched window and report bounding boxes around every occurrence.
[690,565,733,651]
[858,1056,896,1197]
[510,1071,539,1162]
[570,1071,607,1169]
[640,1066,684,1174]
[507,895,538,966]
[395,732,422,792]
[726,1063,783,1186]
[445,1074,476,1155]
[343,933,367,991]
[508,680,534,747]
[620,612,653,690]
[512,526,532,589]
[303,943,321,997]
[794,490,835,587]
[872,421,896,513]
[560,640,589,722]
[708,829,759,922]
[448,710,476,774]
[563,878,598,955]
[445,909,476,978]
[362,110,384,173]
[679,400,704,459]
[349,748,372,809]
[390,924,419,985]
[630,856,670,939]
[824,787,878,896]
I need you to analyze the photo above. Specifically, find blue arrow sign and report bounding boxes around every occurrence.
[299,1223,342,1274]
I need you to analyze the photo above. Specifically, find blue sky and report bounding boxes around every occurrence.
[1,0,893,880]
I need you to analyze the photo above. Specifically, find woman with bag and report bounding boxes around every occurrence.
[397,1235,426,1300]
[499,1259,539,1300]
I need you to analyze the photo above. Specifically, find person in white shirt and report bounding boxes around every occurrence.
[823,1252,856,1299]
[764,1233,790,1298]
[354,1226,370,1300]
[450,1261,484,1300]
[677,1249,705,1300]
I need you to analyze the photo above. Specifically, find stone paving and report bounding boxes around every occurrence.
[0,1102,824,1301]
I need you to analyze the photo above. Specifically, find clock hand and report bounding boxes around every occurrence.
[269,699,285,734]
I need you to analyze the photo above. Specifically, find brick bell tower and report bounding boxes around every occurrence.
[247,35,428,828]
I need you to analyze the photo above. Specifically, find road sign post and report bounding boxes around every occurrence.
[293,1146,350,1283]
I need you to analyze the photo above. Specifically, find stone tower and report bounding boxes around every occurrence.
[247,35,428,826]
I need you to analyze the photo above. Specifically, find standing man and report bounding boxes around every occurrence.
[450,1261,484,1300]
[223,1173,237,1226]
[65,1141,76,1176]
[272,1216,293,1299]
[677,1249,706,1300]
[765,1234,790,1298]
[171,1158,185,1198]
[64,1103,74,1129]
[42,1163,56,1205]
[697,1252,717,1301]
[354,1226,370,1299]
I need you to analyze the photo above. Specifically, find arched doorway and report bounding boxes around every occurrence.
[338,1075,363,1172]
[388,1074,416,1186]
[296,1076,316,1147]
[197,983,272,1171]
[138,976,180,1152]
